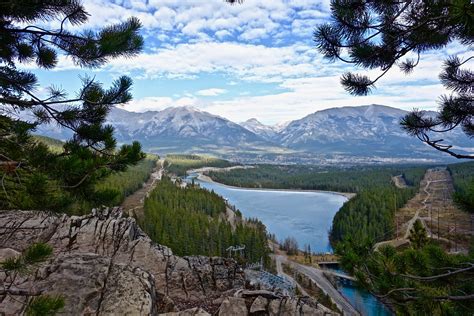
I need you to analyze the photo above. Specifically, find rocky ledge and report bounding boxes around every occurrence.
[0,208,335,315]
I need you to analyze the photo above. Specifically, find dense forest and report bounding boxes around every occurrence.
[165,154,234,177]
[207,164,426,193]
[140,177,269,262]
[331,187,418,243]
[448,161,474,213]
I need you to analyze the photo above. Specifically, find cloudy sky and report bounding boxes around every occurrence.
[28,0,469,124]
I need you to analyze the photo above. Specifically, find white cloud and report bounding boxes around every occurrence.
[22,0,466,127]
[74,0,329,43]
[196,88,227,96]
[97,42,323,82]
[215,30,232,39]
[122,96,198,112]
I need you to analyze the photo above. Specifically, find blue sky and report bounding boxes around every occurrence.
[26,0,469,124]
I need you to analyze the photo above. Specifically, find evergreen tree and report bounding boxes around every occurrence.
[314,0,473,159]
[409,219,429,249]
[338,241,474,314]
[141,177,269,262]
[0,1,145,210]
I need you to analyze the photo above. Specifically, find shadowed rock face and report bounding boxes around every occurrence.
[0,208,335,315]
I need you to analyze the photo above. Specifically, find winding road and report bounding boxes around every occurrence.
[274,255,359,315]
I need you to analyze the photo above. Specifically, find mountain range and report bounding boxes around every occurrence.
[34,104,471,164]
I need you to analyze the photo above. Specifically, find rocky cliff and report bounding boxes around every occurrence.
[0,208,335,315]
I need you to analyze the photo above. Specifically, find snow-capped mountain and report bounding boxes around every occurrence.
[107,106,273,153]
[278,104,470,158]
[240,118,278,141]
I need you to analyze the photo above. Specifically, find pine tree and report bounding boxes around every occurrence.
[409,219,429,249]
[0,1,145,210]
[314,0,473,159]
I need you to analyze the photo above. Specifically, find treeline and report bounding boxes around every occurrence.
[140,177,269,262]
[448,161,474,213]
[33,135,64,153]
[94,156,158,204]
[331,187,417,243]
[165,154,234,177]
[325,167,423,244]
[207,164,425,193]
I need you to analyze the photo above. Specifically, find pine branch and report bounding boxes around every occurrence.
[398,262,474,281]
[419,133,474,159]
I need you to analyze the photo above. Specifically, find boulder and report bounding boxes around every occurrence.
[218,297,248,316]
[249,296,268,313]
[1,253,156,315]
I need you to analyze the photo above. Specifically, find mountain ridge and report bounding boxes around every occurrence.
[31,104,469,162]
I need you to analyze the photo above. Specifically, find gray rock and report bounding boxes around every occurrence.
[218,297,248,316]
[0,209,244,314]
[0,247,20,260]
[249,296,268,313]
[268,299,282,315]
[1,253,156,315]
[0,209,334,316]
[159,307,211,315]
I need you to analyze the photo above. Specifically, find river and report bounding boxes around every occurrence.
[187,174,392,316]
[190,175,346,252]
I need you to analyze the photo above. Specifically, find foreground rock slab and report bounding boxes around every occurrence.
[0,209,336,315]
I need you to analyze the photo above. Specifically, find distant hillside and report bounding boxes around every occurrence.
[240,118,279,141]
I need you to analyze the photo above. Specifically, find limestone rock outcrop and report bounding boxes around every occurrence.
[0,208,243,314]
[0,208,335,315]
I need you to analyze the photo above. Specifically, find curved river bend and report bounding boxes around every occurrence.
[188,174,392,316]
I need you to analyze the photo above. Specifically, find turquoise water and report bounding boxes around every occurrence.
[327,267,392,316]
[189,175,392,315]
[189,175,347,253]
[338,284,391,316]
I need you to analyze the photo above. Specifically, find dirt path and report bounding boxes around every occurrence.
[121,159,164,218]
[375,167,471,252]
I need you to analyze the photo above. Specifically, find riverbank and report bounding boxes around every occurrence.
[194,172,357,199]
